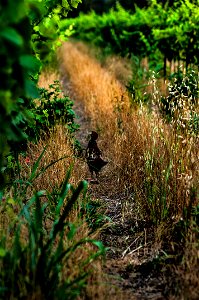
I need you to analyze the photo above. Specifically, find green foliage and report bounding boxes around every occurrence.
[153,0,199,65]
[0,81,80,186]
[62,5,154,58]
[62,1,199,68]
[30,0,82,61]
[0,0,38,177]
[0,0,82,187]
[81,199,111,233]
[28,80,79,141]
[127,56,150,105]
[0,155,105,299]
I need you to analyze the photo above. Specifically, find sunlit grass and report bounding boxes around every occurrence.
[59,41,199,298]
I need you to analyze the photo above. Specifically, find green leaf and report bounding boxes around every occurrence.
[19,55,41,74]
[92,240,104,249]
[52,180,87,240]
[55,183,71,216]
[24,79,40,98]
[57,167,72,204]
[0,27,23,47]
[67,223,77,240]
[29,146,47,181]
[0,248,6,257]
[71,0,81,9]
[13,226,22,258]
[7,198,15,205]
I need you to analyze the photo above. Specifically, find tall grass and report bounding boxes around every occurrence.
[59,41,199,297]
[59,42,198,214]
[59,42,130,129]
[0,71,108,300]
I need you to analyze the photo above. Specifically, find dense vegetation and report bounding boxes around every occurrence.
[67,0,177,16]
[0,1,105,299]
[0,0,198,298]
[60,40,199,298]
[0,0,80,183]
[63,1,199,74]
[60,1,198,295]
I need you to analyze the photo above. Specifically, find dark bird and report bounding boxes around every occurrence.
[86,131,108,182]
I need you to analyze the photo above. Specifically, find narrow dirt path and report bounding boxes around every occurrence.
[59,42,167,300]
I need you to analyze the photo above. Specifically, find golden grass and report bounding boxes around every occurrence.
[59,41,198,213]
[58,41,199,298]
[22,126,85,193]
[38,71,59,89]
[103,55,132,85]
[59,42,130,131]
[2,42,196,298]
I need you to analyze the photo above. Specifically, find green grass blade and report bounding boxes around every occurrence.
[29,146,47,181]
[53,180,88,239]
[55,167,73,216]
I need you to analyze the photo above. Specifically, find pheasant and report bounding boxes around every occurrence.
[86,131,108,182]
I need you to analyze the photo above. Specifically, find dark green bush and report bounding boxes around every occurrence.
[28,80,80,141]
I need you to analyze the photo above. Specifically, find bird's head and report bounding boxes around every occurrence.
[90,131,98,140]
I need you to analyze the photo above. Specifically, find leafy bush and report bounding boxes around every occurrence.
[1,80,80,186]
[0,0,39,185]
[29,80,80,141]
[0,0,82,187]
[62,1,199,70]
[62,5,154,58]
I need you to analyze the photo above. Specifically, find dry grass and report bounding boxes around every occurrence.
[59,41,198,212]
[0,71,108,300]
[38,71,59,89]
[22,126,85,193]
[59,41,199,298]
[103,55,132,85]
[59,42,130,130]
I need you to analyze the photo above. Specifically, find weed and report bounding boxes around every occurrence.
[0,150,106,299]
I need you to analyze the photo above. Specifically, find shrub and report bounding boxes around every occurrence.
[29,80,80,141]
